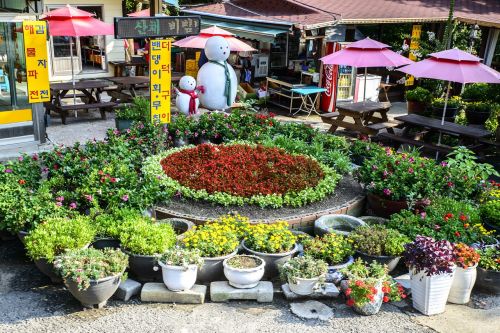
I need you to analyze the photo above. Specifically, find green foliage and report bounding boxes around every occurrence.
[119,218,176,255]
[182,222,239,257]
[116,97,150,121]
[244,221,297,254]
[303,232,354,265]
[431,96,462,109]
[481,200,500,227]
[279,255,328,284]
[157,246,204,268]
[478,247,500,271]
[54,248,128,290]
[405,87,432,103]
[462,84,490,102]
[348,225,411,256]
[91,208,143,238]
[25,216,96,262]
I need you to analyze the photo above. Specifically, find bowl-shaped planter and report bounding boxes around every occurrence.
[314,214,365,237]
[223,255,265,289]
[482,219,500,234]
[448,264,477,304]
[410,267,455,315]
[431,106,458,121]
[241,241,298,278]
[156,218,195,239]
[326,255,354,283]
[474,267,500,295]
[91,238,121,250]
[65,274,122,309]
[34,258,63,284]
[358,216,388,226]
[158,262,198,291]
[355,251,401,273]
[123,250,162,282]
[17,230,29,244]
[288,276,322,296]
[197,249,238,284]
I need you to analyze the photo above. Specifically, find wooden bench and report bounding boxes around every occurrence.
[46,101,117,125]
[377,132,452,154]
[320,111,340,120]
[365,120,403,134]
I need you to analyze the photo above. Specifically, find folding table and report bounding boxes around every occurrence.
[290,86,326,117]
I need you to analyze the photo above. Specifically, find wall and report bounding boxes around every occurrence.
[43,0,125,81]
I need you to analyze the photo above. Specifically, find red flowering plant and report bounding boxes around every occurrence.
[341,259,406,308]
[356,147,444,202]
[453,243,480,269]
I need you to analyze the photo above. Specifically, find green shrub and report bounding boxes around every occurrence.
[405,87,432,103]
[279,255,328,284]
[348,225,411,256]
[461,83,490,102]
[303,232,354,265]
[481,200,500,227]
[116,97,150,121]
[119,219,176,255]
[465,101,492,113]
[478,247,500,271]
[91,208,143,238]
[431,96,462,109]
[25,216,96,262]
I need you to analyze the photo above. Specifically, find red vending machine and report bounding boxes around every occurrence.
[321,42,355,112]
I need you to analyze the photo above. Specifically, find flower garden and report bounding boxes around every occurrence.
[0,105,499,318]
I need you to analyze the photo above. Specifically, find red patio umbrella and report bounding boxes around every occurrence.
[320,37,413,101]
[173,26,255,52]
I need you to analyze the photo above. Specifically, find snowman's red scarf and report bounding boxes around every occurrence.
[178,88,198,115]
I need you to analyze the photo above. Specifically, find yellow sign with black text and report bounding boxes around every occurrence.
[23,21,50,103]
[149,39,171,124]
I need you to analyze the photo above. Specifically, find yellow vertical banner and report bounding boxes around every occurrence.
[406,25,422,86]
[23,21,50,103]
[149,39,171,124]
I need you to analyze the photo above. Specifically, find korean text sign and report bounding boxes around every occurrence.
[23,21,50,103]
[149,39,171,124]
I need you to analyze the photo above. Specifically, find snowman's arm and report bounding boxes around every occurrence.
[196,85,205,94]
[173,87,180,95]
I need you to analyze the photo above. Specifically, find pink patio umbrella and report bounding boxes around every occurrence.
[320,37,413,101]
[41,5,114,110]
[173,26,255,52]
[398,48,500,157]
[127,9,150,17]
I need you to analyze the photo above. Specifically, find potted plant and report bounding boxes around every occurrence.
[475,246,500,294]
[156,218,195,240]
[156,246,204,291]
[168,114,193,147]
[349,138,385,166]
[119,218,176,282]
[90,211,128,249]
[357,148,438,217]
[406,87,431,114]
[348,225,411,272]
[431,96,462,120]
[404,236,456,315]
[223,255,265,289]
[182,222,239,283]
[480,199,500,233]
[54,248,128,308]
[341,259,406,315]
[302,232,355,282]
[241,221,298,278]
[115,97,149,131]
[279,255,328,296]
[24,216,96,283]
[314,214,366,237]
[448,243,480,304]
[464,101,493,125]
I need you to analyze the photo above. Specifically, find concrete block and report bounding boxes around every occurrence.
[281,283,339,300]
[290,300,334,321]
[141,283,206,304]
[210,281,273,303]
[394,273,411,292]
[114,278,142,301]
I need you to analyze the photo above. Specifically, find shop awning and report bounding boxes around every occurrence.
[200,19,289,43]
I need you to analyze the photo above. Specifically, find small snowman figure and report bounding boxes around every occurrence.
[197,36,237,110]
[174,75,201,116]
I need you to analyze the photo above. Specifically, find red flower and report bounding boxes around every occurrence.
[455,231,461,237]
[401,294,407,299]
[345,288,352,296]
[383,296,390,303]
[447,181,454,187]
[463,223,469,228]
[18,179,26,185]
[370,287,377,294]
[346,298,355,307]
[367,294,374,302]
[355,280,364,287]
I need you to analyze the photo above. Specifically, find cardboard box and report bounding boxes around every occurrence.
[237,83,257,100]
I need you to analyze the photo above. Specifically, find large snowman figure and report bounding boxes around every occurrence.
[197,36,237,110]
[174,75,200,116]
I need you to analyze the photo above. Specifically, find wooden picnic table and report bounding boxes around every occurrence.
[45,80,116,125]
[321,101,400,135]
[378,114,492,154]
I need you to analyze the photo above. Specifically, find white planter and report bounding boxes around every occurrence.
[448,265,477,304]
[223,255,265,289]
[288,276,321,296]
[158,262,198,291]
[410,267,455,315]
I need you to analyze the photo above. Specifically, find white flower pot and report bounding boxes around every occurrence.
[158,262,198,291]
[448,265,477,304]
[223,255,265,289]
[288,276,321,296]
[410,267,455,315]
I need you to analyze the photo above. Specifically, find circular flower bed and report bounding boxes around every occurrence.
[144,143,341,208]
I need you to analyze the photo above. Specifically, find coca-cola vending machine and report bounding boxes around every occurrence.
[321,42,356,112]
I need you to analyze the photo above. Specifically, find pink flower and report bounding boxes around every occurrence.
[56,196,64,202]
[56,202,62,207]
[121,194,129,202]
[420,212,427,219]
[383,188,392,196]
[84,194,93,201]
[69,202,77,209]
[4,168,12,173]
[408,167,414,174]
[440,161,448,167]
[18,156,23,162]
[371,165,378,170]
[408,157,415,163]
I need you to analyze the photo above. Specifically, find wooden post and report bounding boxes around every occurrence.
[150,0,162,16]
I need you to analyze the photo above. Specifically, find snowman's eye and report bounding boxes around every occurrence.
[220,47,222,49]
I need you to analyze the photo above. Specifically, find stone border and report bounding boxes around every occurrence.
[154,194,366,229]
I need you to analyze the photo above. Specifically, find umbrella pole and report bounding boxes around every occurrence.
[436,81,452,159]
[363,67,367,103]
[70,37,77,117]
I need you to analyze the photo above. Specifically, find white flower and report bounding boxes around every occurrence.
[402,42,409,51]
[427,31,435,41]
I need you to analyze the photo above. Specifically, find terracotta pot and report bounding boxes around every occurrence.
[407,101,426,114]
[367,192,408,218]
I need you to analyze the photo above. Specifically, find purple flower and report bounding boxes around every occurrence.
[382,170,388,178]
[420,212,427,219]
[56,202,62,207]
[138,123,145,129]
[371,165,378,170]
[408,157,415,163]
[56,196,64,202]
[121,194,129,202]
[440,161,448,167]
[69,202,77,209]
[408,167,414,174]
[84,194,93,201]
[113,129,120,135]
[126,129,131,134]
[383,188,392,196]
[4,168,12,173]
[18,156,23,162]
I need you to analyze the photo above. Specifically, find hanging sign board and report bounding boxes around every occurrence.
[114,16,200,39]
[406,24,422,86]
[23,21,50,103]
[150,39,171,124]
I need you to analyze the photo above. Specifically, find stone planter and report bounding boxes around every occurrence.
[314,214,365,237]
[115,119,133,131]
[474,267,500,294]
[34,258,63,283]
[241,241,298,278]
[410,267,455,315]
[123,250,162,282]
[352,282,384,316]
[448,264,477,304]
[326,256,354,283]
[156,218,195,239]
[158,262,198,291]
[288,276,322,296]
[407,101,426,115]
[197,249,238,284]
[65,274,122,308]
[355,251,401,272]
[359,216,388,226]
[223,255,265,289]
[17,230,29,245]
[91,238,121,250]
[482,219,500,234]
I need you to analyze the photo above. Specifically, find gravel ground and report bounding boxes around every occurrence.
[157,175,363,221]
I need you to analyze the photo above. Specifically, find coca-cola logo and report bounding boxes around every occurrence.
[324,65,333,97]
